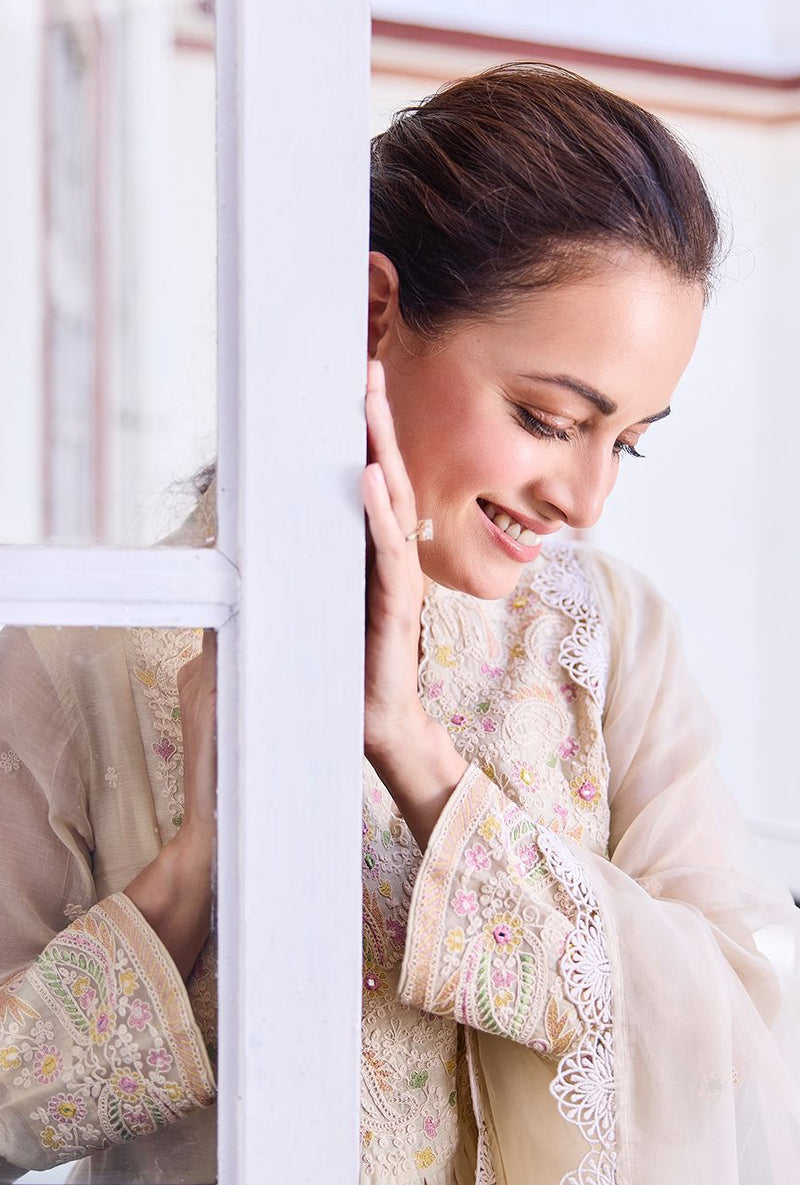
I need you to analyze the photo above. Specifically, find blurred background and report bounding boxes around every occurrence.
[1,1,798,898]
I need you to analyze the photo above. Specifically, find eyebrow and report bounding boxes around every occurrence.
[516,371,671,425]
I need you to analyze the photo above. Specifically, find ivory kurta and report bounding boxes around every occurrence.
[1,477,798,1183]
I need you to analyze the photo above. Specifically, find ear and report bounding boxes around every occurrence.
[367,252,400,359]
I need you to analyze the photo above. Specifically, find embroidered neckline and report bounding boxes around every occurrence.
[419,543,609,712]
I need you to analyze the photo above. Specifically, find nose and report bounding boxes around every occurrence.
[534,448,615,532]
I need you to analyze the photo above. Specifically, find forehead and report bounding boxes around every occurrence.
[468,254,704,417]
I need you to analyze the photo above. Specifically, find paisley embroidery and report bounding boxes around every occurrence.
[0,894,214,1166]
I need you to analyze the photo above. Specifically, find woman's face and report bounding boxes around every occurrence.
[368,247,705,599]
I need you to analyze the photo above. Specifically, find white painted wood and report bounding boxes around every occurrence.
[235,0,371,1181]
[214,1,242,1182]
[0,546,238,626]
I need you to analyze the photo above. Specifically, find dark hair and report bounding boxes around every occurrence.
[370,60,727,346]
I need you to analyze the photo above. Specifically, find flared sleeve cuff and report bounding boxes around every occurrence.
[0,891,216,1172]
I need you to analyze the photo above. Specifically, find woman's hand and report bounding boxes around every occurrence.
[362,359,430,762]
[362,360,468,850]
[175,627,218,842]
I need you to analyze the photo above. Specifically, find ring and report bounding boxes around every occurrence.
[405,518,434,542]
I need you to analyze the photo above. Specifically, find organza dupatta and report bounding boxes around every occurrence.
[475,549,800,1184]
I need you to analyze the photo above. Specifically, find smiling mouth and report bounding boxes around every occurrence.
[477,498,542,546]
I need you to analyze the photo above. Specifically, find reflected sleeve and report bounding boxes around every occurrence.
[0,626,215,1173]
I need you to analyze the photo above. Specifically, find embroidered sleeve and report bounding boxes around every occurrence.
[0,892,216,1172]
[397,761,613,1130]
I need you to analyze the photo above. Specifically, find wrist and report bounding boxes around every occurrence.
[367,717,469,853]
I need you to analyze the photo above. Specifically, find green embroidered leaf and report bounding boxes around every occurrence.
[381,830,392,849]
[448,1090,457,1107]
[476,701,490,714]
[509,952,538,1042]
[475,952,503,1036]
[408,1069,429,1090]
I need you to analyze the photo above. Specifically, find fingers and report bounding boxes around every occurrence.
[365,361,418,530]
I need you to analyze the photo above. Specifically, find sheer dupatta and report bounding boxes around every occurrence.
[471,548,800,1183]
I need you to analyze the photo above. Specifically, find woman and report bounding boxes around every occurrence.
[0,59,798,1184]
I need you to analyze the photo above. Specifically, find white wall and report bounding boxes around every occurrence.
[374,0,800,74]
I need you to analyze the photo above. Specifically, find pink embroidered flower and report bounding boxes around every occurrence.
[88,1007,116,1045]
[484,913,523,951]
[558,736,579,760]
[111,1069,145,1101]
[570,773,601,810]
[452,890,478,917]
[33,1046,63,1086]
[481,717,497,733]
[363,969,388,998]
[480,662,503,679]
[153,738,176,763]
[423,1115,439,1139]
[386,917,407,948]
[517,841,539,871]
[511,761,536,790]
[559,682,577,704]
[492,968,516,989]
[464,843,490,872]
[450,713,466,727]
[125,1107,154,1135]
[147,1047,173,1072]
[128,999,152,1031]
[48,1092,86,1125]
[427,679,444,700]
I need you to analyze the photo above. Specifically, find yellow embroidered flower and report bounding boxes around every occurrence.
[362,1130,373,1148]
[494,990,513,1008]
[484,913,524,952]
[164,1081,184,1102]
[435,645,457,668]
[569,773,601,810]
[444,1056,457,1076]
[378,881,392,899]
[111,1069,145,1101]
[119,970,139,996]
[480,760,497,782]
[478,815,500,842]
[71,975,90,999]
[511,595,529,610]
[0,1046,21,1071]
[414,1147,437,1170]
[518,766,534,786]
[40,1126,64,1151]
[445,927,465,954]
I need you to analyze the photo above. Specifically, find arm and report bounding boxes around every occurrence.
[395,551,800,1183]
[0,627,215,1173]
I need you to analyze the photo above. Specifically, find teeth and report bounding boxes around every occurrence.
[479,500,541,548]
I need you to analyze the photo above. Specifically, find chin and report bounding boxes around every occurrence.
[426,556,526,602]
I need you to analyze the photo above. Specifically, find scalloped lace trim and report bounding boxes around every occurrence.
[535,827,617,1184]
[529,546,610,710]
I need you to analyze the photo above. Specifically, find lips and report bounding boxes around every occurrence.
[477,498,561,537]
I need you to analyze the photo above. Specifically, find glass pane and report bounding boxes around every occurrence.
[0,0,217,546]
[0,620,218,1184]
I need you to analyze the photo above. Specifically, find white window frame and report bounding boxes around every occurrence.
[1,0,371,1180]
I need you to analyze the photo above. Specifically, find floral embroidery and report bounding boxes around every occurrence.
[570,773,602,810]
[399,765,616,1183]
[104,765,119,789]
[361,543,614,1183]
[0,749,20,773]
[0,893,214,1166]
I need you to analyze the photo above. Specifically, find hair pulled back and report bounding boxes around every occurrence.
[370,61,725,345]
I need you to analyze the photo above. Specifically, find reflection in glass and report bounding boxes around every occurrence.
[0,615,218,1184]
[1,0,217,546]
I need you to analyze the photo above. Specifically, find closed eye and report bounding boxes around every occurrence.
[513,405,645,459]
